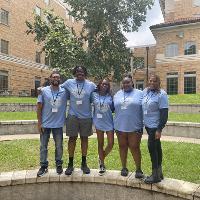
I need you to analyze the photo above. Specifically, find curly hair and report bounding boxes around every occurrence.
[72,66,88,76]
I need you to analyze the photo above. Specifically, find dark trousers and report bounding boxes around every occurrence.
[145,127,162,169]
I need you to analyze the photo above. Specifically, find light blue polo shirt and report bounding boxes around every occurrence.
[142,88,169,128]
[37,86,68,128]
[61,79,96,119]
[92,92,114,131]
[113,89,143,132]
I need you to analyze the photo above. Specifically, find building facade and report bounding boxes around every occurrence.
[132,0,200,94]
[0,0,82,96]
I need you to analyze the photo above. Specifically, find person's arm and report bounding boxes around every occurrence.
[157,108,168,132]
[37,94,44,134]
[156,92,169,139]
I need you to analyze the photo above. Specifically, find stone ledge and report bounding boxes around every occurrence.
[0,169,199,200]
[0,120,37,125]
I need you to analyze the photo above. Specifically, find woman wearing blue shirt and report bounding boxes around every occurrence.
[142,74,168,184]
[114,74,144,178]
[92,79,114,175]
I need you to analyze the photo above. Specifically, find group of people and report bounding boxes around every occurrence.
[37,66,168,184]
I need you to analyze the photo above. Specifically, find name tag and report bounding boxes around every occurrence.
[76,100,82,105]
[52,108,58,113]
[121,105,127,110]
[97,113,103,119]
[144,110,148,115]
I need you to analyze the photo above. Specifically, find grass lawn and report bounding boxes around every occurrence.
[0,94,200,104]
[0,97,37,104]
[0,138,199,183]
[0,112,37,120]
[1,111,200,123]
[168,112,200,123]
[168,94,200,104]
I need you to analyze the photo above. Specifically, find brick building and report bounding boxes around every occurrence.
[0,0,82,96]
[132,0,200,94]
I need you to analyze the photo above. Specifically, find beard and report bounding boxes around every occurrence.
[51,80,60,86]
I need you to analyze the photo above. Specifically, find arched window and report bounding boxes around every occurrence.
[184,41,196,55]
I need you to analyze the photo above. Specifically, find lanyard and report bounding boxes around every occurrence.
[51,88,60,103]
[76,81,84,96]
[99,94,107,109]
[144,91,157,104]
[123,90,132,103]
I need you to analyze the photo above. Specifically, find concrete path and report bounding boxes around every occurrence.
[0,133,200,144]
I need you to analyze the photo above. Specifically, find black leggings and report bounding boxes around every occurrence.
[145,127,162,169]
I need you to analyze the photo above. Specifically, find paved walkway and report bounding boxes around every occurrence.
[0,133,200,144]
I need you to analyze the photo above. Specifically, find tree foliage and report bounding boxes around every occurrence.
[64,0,154,81]
[26,0,154,81]
[26,11,85,78]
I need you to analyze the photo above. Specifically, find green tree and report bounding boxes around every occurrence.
[26,11,85,78]
[64,0,154,81]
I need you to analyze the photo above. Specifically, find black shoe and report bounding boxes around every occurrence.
[135,169,144,179]
[144,169,161,184]
[121,167,129,177]
[65,164,74,175]
[37,166,48,177]
[81,163,90,174]
[56,165,63,175]
[99,164,106,175]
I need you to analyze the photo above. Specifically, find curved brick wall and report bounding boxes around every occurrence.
[0,169,199,200]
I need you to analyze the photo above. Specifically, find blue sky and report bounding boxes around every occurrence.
[124,0,164,47]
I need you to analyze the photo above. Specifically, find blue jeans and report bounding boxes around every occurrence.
[40,128,63,167]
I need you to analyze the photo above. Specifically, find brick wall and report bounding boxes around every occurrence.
[0,0,83,95]
[164,0,200,22]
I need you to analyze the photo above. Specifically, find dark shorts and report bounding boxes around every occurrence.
[66,115,93,137]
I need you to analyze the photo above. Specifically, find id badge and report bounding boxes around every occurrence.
[52,108,58,113]
[76,100,82,105]
[97,113,103,119]
[144,110,148,115]
[121,105,127,110]
[143,103,148,115]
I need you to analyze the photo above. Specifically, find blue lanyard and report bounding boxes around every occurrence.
[51,88,60,103]
[99,94,107,109]
[144,91,157,104]
[76,82,84,96]
[123,90,132,103]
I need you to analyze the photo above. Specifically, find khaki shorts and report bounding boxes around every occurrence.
[66,115,93,137]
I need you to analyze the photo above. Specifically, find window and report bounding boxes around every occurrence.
[35,6,41,16]
[0,9,9,25]
[36,51,41,63]
[167,72,178,95]
[71,16,75,23]
[193,0,200,6]
[184,72,196,94]
[45,56,50,66]
[0,70,8,91]
[136,80,144,91]
[133,57,145,69]
[184,42,196,55]
[165,43,178,57]
[44,0,50,5]
[66,9,73,22]
[0,39,9,54]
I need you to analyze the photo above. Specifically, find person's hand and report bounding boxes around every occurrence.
[155,131,161,139]
[38,123,44,134]
[37,87,43,95]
